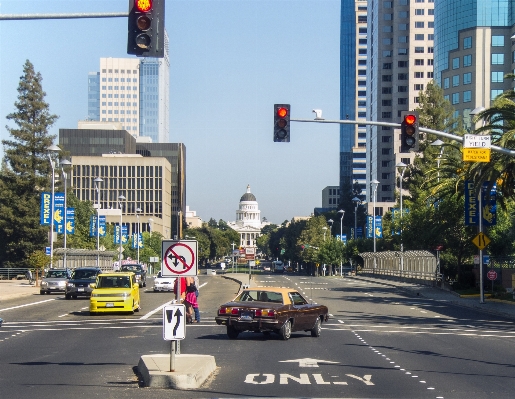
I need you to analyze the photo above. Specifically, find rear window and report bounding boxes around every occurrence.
[236,290,283,304]
[45,270,69,278]
[121,264,142,272]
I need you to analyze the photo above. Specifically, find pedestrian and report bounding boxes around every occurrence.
[184,276,198,324]
[193,274,200,322]
[173,277,186,302]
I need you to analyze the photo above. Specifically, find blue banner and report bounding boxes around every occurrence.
[114,224,121,244]
[89,215,106,237]
[66,208,75,235]
[40,192,52,225]
[366,216,373,238]
[132,233,143,249]
[374,216,383,238]
[122,226,128,244]
[465,181,496,226]
[53,193,65,232]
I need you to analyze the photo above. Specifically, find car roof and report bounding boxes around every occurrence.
[74,267,101,271]
[244,287,296,293]
[98,272,134,277]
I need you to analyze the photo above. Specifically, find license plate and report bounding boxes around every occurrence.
[106,303,114,308]
[78,288,84,292]
[240,311,253,321]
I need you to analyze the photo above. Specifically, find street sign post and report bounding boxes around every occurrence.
[161,240,198,277]
[472,232,491,250]
[163,304,186,373]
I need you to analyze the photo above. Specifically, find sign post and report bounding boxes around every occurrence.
[163,304,186,372]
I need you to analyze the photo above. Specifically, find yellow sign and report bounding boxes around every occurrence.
[472,232,491,250]
[463,148,490,162]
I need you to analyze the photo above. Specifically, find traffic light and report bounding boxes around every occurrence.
[400,111,419,152]
[127,0,165,58]
[274,104,290,142]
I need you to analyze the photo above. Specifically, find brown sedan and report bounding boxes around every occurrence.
[215,287,329,340]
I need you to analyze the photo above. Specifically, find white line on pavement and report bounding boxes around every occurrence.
[0,298,56,312]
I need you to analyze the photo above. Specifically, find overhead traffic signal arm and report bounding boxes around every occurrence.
[127,0,165,58]
[274,104,290,142]
[400,111,419,153]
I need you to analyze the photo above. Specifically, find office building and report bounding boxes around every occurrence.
[434,0,514,130]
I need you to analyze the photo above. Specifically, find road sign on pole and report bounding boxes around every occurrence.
[163,304,186,340]
[487,270,497,281]
[161,240,198,277]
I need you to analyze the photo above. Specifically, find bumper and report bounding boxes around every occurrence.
[90,298,134,313]
[66,287,93,296]
[40,286,66,293]
[215,316,280,331]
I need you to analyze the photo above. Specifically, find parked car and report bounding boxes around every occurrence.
[119,263,146,287]
[215,287,329,340]
[40,269,72,295]
[65,267,102,299]
[89,272,140,315]
[153,275,176,292]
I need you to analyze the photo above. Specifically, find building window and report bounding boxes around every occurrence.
[428,47,434,53]
[381,148,391,155]
[382,75,392,82]
[415,34,424,40]
[399,36,409,43]
[415,21,424,28]
[414,59,424,65]
[415,9,425,15]
[384,13,393,20]
[428,34,434,40]
[463,91,472,103]
[398,23,408,30]
[427,72,434,78]
[399,11,408,18]
[414,97,420,103]
[398,61,408,67]
[398,98,408,105]
[452,92,460,104]
[492,54,504,65]
[383,50,392,57]
[415,47,424,53]
[383,63,392,69]
[463,36,472,49]
[414,84,424,90]
[428,59,434,65]
[382,112,392,118]
[398,48,408,55]
[382,100,392,106]
[463,54,472,67]
[452,58,460,69]
[398,73,408,80]
[383,38,393,45]
[428,21,434,28]
[492,35,505,47]
[414,72,424,78]
[428,9,434,15]
[491,89,503,99]
[463,72,472,84]
[382,87,392,94]
[452,75,460,87]
[398,86,408,92]
[492,71,504,83]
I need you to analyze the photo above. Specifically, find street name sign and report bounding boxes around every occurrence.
[161,240,198,277]
[163,304,186,340]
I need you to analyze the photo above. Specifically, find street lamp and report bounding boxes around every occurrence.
[371,179,380,257]
[470,105,486,304]
[94,177,103,266]
[395,162,407,252]
[430,139,444,182]
[323,226,328,241]
[60,159,72,270]
[47,145,60,269]
[136,207,142,263]
[352,197,361,239]
[338,209,345,277]
[118,195,126,269]
[327,219,333,237]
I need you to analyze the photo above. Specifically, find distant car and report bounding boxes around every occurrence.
[153,275,176,292]
[89,272,140,315]
[119,263,146,287]
[65,267,103,299]
[263,265,271,272]
[215,287,329,340]
[40,269,72,295]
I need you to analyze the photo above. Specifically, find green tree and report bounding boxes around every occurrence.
[0,60,58,268]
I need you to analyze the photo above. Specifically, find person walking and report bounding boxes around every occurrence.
[184,276,198,324]
[193,274,200,322]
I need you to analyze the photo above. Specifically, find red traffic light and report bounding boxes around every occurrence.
[135,0,152,13]
[404,114,417,125]
[277,107,288,118]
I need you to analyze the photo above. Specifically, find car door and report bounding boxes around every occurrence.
[289,291,310,330]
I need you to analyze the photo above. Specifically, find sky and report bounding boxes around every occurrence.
[0,0,341,225]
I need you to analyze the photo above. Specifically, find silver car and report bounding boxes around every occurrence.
[40,269,72,295]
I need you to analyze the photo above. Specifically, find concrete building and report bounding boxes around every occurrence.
[434,0,514,130]
[365,0,435,216]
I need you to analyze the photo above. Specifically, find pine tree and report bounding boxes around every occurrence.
[0,60,58,268]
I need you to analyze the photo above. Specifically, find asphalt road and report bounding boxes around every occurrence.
[1,274,515,399]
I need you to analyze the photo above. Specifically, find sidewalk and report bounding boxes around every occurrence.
[0,280,40,302]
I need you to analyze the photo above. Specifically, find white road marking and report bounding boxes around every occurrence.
[0,298,56,312]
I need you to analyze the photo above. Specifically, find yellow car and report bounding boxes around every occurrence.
[89,272,140,315]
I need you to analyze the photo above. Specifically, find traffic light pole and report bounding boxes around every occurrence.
[0,13,128,20]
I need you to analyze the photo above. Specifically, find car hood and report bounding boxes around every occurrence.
[69,278,96,284]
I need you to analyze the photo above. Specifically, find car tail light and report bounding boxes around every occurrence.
[231,308,239,315]
[254,309,275,318]
[219,307,227,315]
[255,309,262,317]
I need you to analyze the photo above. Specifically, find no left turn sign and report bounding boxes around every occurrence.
[161,240,198,277]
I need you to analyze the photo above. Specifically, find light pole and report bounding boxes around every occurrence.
[338,209,345,277]
[352,197,361,239]
[470,105,486,304]
[395,162,407,252]
[94,177,103,266]
[60,159,72,269]
[47,145,60,269]
[323,226,328,241]
[136,207,142,264]
[430,139,445,182]
[371,179,380,260]
[118,195,126,269]
[327,219,333,237]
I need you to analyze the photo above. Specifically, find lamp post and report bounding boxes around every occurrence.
[136,207,142,263]
[395,162,407,252]
[118,195,126,269]
[47,145,60,269]
[94,177,103,266]
[338,209,345,277]
[323,226,328,241]
[327,219,333,237]
[371,180,380,264]
[60,159,72,269]
[430,139,444,182]
[352,197,361,239]
[470,105,486,304]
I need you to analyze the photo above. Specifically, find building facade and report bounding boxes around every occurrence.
[434,0,514,130]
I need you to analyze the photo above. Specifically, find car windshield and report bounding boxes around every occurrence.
[121,265,142,272]
[45,270,68,278]
[97,276,131,288]
[236,290,283,304]
[71,270,98,279]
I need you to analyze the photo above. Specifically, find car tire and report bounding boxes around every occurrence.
[65,294,71,300]
[227,325,239,339]
[280,320,292,341]
[40,290,45,295]
[143,281,146,287]
[72,295,77,299]
[89,312,97,316]
[310,317,322,337]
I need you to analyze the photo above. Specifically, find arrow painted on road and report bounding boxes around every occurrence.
[279,358,340,367]
[166,308,183,336]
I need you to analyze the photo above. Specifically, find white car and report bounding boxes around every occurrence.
[153,276,176,292]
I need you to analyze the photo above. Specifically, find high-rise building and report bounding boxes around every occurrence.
[434,0,514,130]
[366,0,435,214]
[87,32,170,143]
